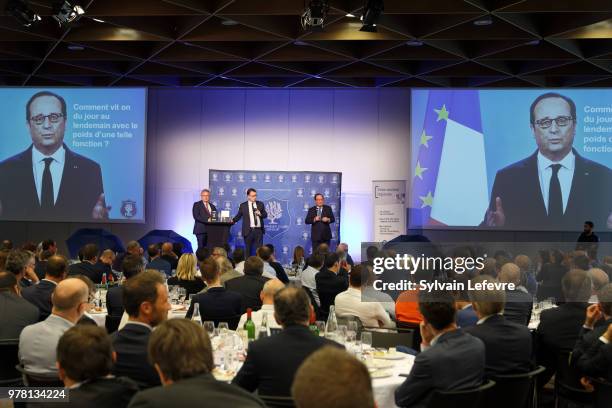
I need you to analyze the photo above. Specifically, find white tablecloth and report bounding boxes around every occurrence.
[372,354,415,408]
[89,307,187,328]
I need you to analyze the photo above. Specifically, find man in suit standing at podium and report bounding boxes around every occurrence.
[193,189,217,250]
[306,193,335,250]
[233,188,267,257]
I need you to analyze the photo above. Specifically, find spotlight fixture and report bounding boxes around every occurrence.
[473,17,493,26]
[301,0,329,32]
[5,0,42,27]
[360,0,384,33]
[52,1,85,27]
[406,40,424,47]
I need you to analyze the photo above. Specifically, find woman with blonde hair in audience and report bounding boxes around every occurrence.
[167,253,205,296]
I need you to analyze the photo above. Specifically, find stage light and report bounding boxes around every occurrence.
[406,40,424,47]
[52,1,85,27]
[346,13,356,18]
[473,17,493,26]
[5,0,42,27]
[301,0,330,32]
[360,0,384,33]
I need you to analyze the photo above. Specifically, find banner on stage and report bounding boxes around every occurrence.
[373,180,406,242]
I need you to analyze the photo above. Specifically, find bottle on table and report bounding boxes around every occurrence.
[308,308,319,336]
[191,302,202,325]
[244,308,256,341]
[325,305,338,336]
[258,311,269,339]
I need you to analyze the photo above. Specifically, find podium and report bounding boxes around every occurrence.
[203,221,233,249]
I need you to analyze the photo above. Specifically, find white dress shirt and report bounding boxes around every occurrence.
[262,261,277,279]
[334,287,394,328]
[248,202,260,228]
[19,314,74,374]
[235,261,245,274]
[537,150,575,214]
[237,304,281,330]
[32,145,65,205]
[300,266,319,290]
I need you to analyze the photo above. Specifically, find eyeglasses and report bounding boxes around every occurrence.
[534,116,573,129]
[30,113,64,126]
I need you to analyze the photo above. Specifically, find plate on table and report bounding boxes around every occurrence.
[367,360,394,369]
[373,351,405,360]
[370,369,393,379]
[212,368,235,382]
[172,304,187,311]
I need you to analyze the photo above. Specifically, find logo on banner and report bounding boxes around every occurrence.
[278,174,285,183]
[302,232,309,241]
[212,200,218,207]
[303,202,309,211]
[237,173,245,183]
[296,217,303,226]
[331,174,338,184]
[224,201,232,211]
[264,174,271,183]
[120,200,137,218]
[264,198,290,238]
[231,187,237,197]
[331,203,337,212]
[304,174,311,183]
[324,188,330,198]
[310,188,317,197]
[211,173,219,182]
[224,173,232,182]
[218,187,225,196]
[282,245,289,255]
[296,188,304,198]
[317,174,325,184]
[251,174,258,182]
[336,189,341,198]
[291,174,298,183]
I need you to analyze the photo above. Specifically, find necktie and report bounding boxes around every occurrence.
[41,158,54,208]
[548,164,562,221]
[317,207,322,218]
[206,202,210,214]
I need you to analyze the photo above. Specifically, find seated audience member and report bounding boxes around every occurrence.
[264,244,290,284]
[601,255,612,278]
[575,323,612,382]
[211,246,228,260]
[394,290,485,408]
[19,278,89,375]
[455,283,478,329]
[334,264,394,328]
[167,253,205,296]
[237,279,284,329]
[225,256,269,312]
[112,271,170,387]
[96,249,118,282]
[232,247,246,274]
[300,253,324,306]
[113,241,146,271]
[146,244,172,277]
[572,254,591,271]
[186,258,242,321]
[315,253,349,317]
[0,271,39,340]
[536,269,592,386]
[233,286,341,396]
[6,249,39,287]
[587,268,609,303]
[127,319,265,408]
[361,265,396,320]
[22,254,68,320]
[34,249,52,280]
[68,244,104,283]
[536,249,567,301]
[160,242,178,270]
[515,254,537,295]
[337,242,355,267]
[292,347,374,408]
[396,269,433,327]
[498,263,533,325]
[56,325,139,408]
[291,246,305,270]
[465,275,533,376]
[106,255,144,318]
[216,256,242,286]
[573,283,612,378]
[0,249,9,271]
[257,246,278,279]
[1,239,13,250]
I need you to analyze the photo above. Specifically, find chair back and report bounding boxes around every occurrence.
[397,321,422,349]
[0,339,22,386]
[484,366,545,408]
[426,379,495,408]
[336,315,364,337]
[591,378,612,408]
[258,395,295,408]
[369,328,414,349]
[16,365,63,387]
[105,314,122,334]
[554,352,592,405]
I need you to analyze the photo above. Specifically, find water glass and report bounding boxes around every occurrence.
[218,322,230,334]
[361,331,373,351]
[203,321,215,337]
[337,325,348,342]
[315,321,326,336]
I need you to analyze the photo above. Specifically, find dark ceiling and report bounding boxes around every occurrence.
[1,0,612,88]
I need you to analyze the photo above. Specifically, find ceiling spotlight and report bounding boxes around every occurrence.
[67,44,84,51]
[91,17,105,23]
[52,1,85,27]
[5,0,42,27]
[221,19,239,26]
[346,13,356,18]
[473,17,493,26]
[360,0,384,33]
[406,40,424,47]
[301,0,329,32]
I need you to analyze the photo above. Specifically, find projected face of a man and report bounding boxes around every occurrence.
[531,97,575,162]
[27,95,66,156]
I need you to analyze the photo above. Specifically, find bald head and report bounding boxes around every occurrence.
[261,279,285,305]
[161,242,173,255]
[514,255,531,272]
[499,262,521,286]
[52,278,89,314]
[100,249,115,265]
[588,268,609,292]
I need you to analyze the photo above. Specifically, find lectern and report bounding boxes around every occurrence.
[203,221,233,249]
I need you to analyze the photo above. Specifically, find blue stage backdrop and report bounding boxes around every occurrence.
[209,170,342,266]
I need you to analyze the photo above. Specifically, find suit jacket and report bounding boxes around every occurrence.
[269,261,289,284]
[160,254,178,270]
[394,330,485,408]
[106,285,124,316]
[0,144,104,221]
[574,336,612,381]
[21,279,57,321]
[167,277,206,296]
[536,263,568,301]
[572,317,612,378]
[225,275,269,313]
[0,291,39,340]
[233,201,267,238]
[465,314,533,376]
[315,268,348,316]
[305,205,335,242]
[503,289,533,326]
[128,373,265,408]
[68,261,103,284]
[111,322,161,388]
[147,258,172,277]
[185,287,242,320]
[483,149,612,230]
[232,325,342,396]
[192,200,217,234]
[60,377,139,408]
[19,314,74,374]
[456,304,478,328]
[34,260,47,280]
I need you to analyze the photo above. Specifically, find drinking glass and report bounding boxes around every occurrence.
[337,324,348,342]
[203,321,215,337]
[361,332,373,351]
[218,322,230,334]
[315,321,326,336]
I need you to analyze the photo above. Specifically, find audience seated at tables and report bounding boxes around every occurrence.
[96,249,118,282]
[237,278,284,330]
[232,247,246,274]
[167,253,205,296]
[22,254,67,321]
[145,244,172,278]
[56,325,139,408]
[573,283,612,379]
[264,244,290,284]
[233,286,341,396]
[107,255,144,319]
[72,274,100,326]
[292,346,375,408]
[334,264,394,328]
[113,241,146,272]
[536,269,592,386]
[6,249,40,288]
[536,249,568,302]
[337,242,355,267]
[465,275,533,376]
[315,253,348,318]
[68,244,105,284]
[257,246,278,280]
[455,283,478,329]
[186,258,242,321]
[128,319,265,408]
[394,290,485,408]
[216,256,242,286]
[0,271,39,340]
[19,278,89,375]
[300,253,323,306]
[498,263,533,326]
[587,268,609,303]
[361,265,396,321]
[225,256,269,312]
[112,271,170,388]
[159,242,178,270]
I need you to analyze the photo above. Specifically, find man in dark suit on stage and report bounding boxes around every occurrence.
[192,189,217,250]
[233,188,267,257]
[483,92,612,230]
[305,193,335,249]
[0,91,109,221]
